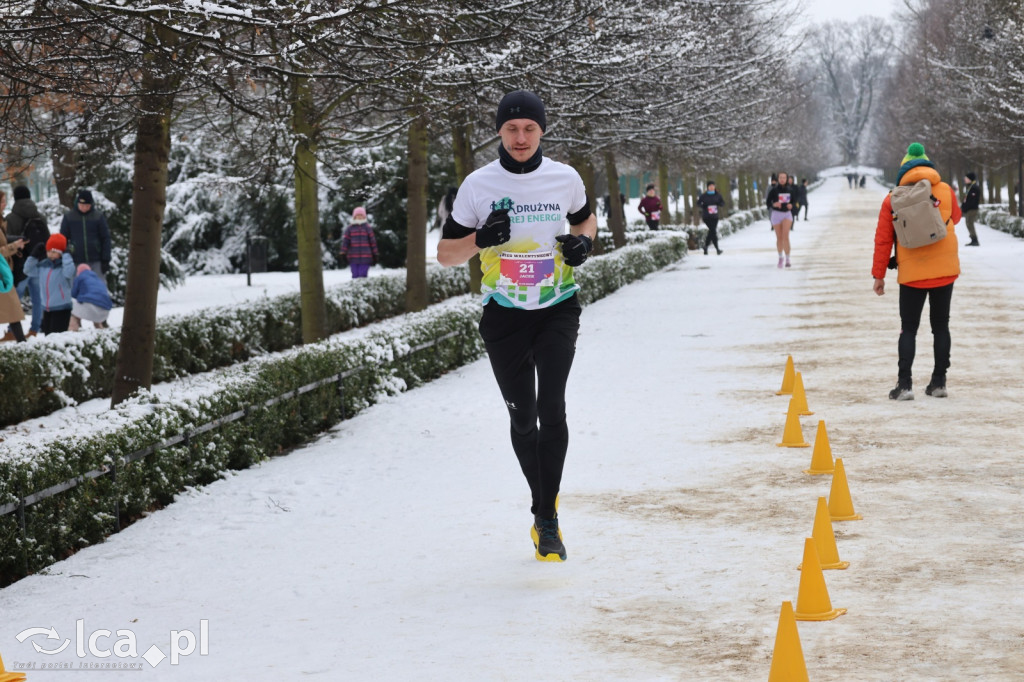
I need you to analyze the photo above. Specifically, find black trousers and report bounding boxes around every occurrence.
[479,295,581,519]
[645,218,660,231]
[702,216,719,251]
[42,308,72,335]
[898,283,953,384]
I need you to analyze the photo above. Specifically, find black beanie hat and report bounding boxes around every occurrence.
[495,90,546,132]
[966,171,977,181]
[12,185,30,201]
[77,189,94,205]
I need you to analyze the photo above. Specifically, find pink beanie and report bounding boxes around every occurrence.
[352,206,367,220]
[76,263,91,275]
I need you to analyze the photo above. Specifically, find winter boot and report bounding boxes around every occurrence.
[888,378,914,401]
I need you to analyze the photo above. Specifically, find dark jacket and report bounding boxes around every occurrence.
[696,191,725,220]
[60,207,111,269]
[960,181,981,212]
[5,198,49,283]
[795,184,808,206]
[71,269,113,310]
[766,184,797,214]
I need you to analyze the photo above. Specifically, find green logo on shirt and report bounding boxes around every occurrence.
[490,197,515,212]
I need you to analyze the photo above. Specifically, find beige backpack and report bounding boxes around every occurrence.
[890,179,949,248]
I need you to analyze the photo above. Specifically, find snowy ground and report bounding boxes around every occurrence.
[2,176,1023,680]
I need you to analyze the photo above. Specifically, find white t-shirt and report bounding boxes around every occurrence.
[452,157,588,310]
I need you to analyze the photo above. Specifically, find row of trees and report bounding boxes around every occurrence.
[0,0,824,407]
[870,0,1024,209]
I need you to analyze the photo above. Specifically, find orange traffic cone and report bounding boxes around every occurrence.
[794,537,847,621]
[803,420,835,475]
[0,652,26,682]
[790,372,813,416]
[799,497,849,571]
[828,458,862,521]
[768,601,809,682]
[776,355,795,395]
[777,398,810,448]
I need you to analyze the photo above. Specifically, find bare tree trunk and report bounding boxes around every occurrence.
[1011,146,1019,219]
[111,39,178,406]
[657,154,669,223]
[739,172,751,211]
[51,143,77,208]
[604,151,626,249]
[717,174,730,219]
[291,74,327,344]
[571,151,602,254]
[688,171,700,225]
[452,123,481,294]
[405,112,429,312]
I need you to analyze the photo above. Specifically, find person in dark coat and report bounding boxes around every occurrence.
[5,185,49,334]
[696,180,726,255]
[960,172,981,246]
[799,179,810,220]
[59,189,111,282]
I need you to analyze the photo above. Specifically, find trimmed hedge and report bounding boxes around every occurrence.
[0,266,471,427]
[978,205,1024,238]
[0,232,695,585]
[0,299,485,585]
[596,207,769,252]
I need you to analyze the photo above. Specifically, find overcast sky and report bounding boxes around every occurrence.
[801,0,901,24]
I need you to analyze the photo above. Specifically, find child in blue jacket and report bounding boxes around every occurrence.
[24,234,76,334]
[70,263,113,330]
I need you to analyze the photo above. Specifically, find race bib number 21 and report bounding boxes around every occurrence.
[499,251,555,287]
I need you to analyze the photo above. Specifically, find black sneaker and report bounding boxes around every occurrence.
[532,515,566,562]
[925,383,947,397]
[889,381,914,401]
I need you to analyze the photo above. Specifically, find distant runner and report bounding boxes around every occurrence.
[696,180,725,255]
[766,171,795,268]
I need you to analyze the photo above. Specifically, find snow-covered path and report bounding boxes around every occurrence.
[2,176,1023,680]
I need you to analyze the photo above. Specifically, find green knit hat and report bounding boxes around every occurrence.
[901,142,929,165]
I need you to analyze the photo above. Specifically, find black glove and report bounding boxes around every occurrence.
[338,253,348,268]
[475,209,511,248]
[371,254,378,265]
[31,243,45,260]
[555,233,593,267]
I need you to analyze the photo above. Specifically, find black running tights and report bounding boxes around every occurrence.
[703,216,719,251]
[479,296,581,520]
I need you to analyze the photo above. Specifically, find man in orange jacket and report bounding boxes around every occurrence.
[872,142,961,401]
